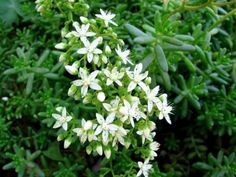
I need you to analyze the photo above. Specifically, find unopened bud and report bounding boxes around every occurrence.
[55,43,66,50]
[97,92,105,102]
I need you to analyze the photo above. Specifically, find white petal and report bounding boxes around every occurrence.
[72,79,83,86]
[90,82,102,90]
[148,101,153,113]
[81,85,88,97]
[93,48,102,54]
[52,114,61,120]
[96,113,104,124]
[53,121,62,129]
[89,70,99,80]
[106,79,113,86]
[128,81,137,92]
[151,86,160,96]
[87,53,93,63]
[79,68,87,79]
[106,113,115,124]
[103,103,111,111]
[138,82,147,92]
[77,48,88,54]
[134,63,143,75]
[102,131,109,145]
[86,32,96,36]
[95,126,103,135]
[62,123,68,131]
[115,80,122,86]
[62,107,67,117]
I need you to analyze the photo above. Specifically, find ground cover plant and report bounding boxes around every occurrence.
[0,0,236,177]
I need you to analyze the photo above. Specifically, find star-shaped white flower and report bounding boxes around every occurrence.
[119,100,146,127]
[143,85,160,113]
[95,9,117,27]
[77,37,103,63]
[52,107,72,131]
[137,159,152,177]
[70,22,96,41]
[127,63,148,92]
[72,68,101,97]
[112,126,128,146]
[156,94,172,124]
[103,67,124,86]
[103,97,120,116]
[73,119,97,143]
[95,113,118,145]
[136,128,155,144]
[115,45,133,65]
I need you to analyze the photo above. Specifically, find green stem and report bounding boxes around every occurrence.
[207,8,236,32]
[166,0,212,19]
[213,0,236,6]
[166,0,236,19]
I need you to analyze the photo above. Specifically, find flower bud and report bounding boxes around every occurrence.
[105,45,111,54]
[96,144,103,156]
[97,92,105,102]
[55,43,67,50]
[80,16,88,23]
[68,85,77,97]
[145,77,152,85]
[101,55,108,64]
[64,138,72,149]
[97,37,103,44]
[83,96,90,104]
[57,134,64,141]
[86,145,92,155]
[104,147,111,159]
[59,53,66,62]
[2,97,8,101]
[118,39,125,46]
[56,106,63,112]
[65,65,78,75]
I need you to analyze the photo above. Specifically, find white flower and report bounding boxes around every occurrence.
[115,45,133,65]
[97,92,106,102]
[103,67,124,86]
[156,94,172,124]
[103,97,120,116]
[95,9,117,27]
[136,128,155,144]
[95,113,118,145]
[127,63,148,92]
[69,22,96,41]
[72,68,102,97]
[149,141,160,160]
[73,119,97,143]
[112,126,128,146]
[137,159,152,177]
[52,107,72,131]
[143,85,160,113]
[119,100,146,127]
[77,37,103,63]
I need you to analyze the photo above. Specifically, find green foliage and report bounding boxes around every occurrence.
[1,0,236,176]
[193,151,236,177]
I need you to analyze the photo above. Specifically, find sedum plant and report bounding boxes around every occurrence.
[49,6,172,177]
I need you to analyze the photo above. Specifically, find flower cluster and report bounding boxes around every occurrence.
[53,9,172,177]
